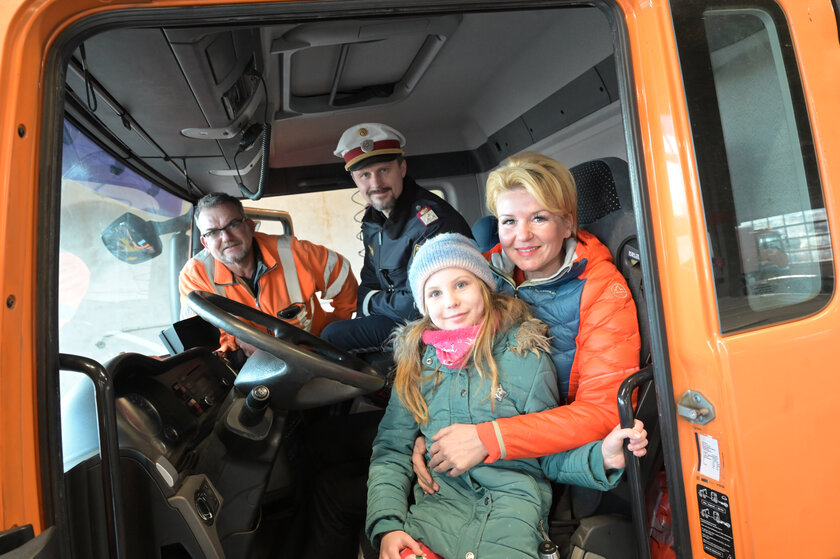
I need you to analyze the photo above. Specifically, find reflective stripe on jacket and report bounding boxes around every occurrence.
[178,232,358,351]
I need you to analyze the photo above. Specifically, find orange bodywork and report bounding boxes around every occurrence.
[2,0,840,557]
[621,0,840,557]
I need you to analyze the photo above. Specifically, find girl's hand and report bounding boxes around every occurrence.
[429,424,489,476]
[412,436,440,495]
[380,530,423,559]
[601,419,648,470]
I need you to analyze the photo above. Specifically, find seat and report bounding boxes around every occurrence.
[545,157,660,558]
[471,214,499,252]
[572,157,650,364]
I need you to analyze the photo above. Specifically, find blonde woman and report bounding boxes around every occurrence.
[415,153,641,492]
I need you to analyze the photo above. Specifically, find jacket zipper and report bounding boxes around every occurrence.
[494,267,520,298]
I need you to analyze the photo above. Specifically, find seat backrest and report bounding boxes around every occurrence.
[564,158,660,526]
[570,157,650,366]
[471,214,499,252]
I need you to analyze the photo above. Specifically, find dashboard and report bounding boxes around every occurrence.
[112,348,237,469]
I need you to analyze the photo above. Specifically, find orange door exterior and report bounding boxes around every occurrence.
[621,0,840,557]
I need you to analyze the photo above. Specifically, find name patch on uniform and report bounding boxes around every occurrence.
[416,206,439,226]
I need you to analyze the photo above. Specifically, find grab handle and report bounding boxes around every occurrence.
[617,365,654,559]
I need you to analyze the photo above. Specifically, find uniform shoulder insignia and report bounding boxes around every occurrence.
[416,206,439,226]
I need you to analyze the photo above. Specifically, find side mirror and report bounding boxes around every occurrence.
[101,213,190,264]
[102,213,163,264]
[101,212,162,264]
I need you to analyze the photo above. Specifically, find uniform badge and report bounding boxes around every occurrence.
[361,139,375,152]
[358,127,368,136]
[416,206,439,226]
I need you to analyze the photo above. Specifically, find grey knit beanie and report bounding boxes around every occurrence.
[408,233,496,313]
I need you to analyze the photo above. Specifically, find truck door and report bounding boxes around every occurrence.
[658,1,840,557]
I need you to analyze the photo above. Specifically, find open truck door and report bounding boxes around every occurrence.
[658,2,840,557]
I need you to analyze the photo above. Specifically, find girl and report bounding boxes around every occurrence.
[366,233,647,559]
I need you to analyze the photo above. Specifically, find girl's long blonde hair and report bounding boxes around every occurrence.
[392,282,534,425]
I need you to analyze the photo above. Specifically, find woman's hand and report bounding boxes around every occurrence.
[601,419,648,470]
[380,530,423,559]
[428,424,489,476]
[412,436,440,495]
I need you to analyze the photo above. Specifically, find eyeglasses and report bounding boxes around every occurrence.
[201,218,245,240]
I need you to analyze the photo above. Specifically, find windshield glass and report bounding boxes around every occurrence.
[59,120,192,363]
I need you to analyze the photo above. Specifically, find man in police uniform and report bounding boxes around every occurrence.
[321,122,473,354]
[179,192,358,355]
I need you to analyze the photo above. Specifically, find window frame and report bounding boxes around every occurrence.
[671,0,833,334]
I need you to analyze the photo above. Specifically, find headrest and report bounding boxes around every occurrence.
[571,158,636,268]
[571,158,632,226]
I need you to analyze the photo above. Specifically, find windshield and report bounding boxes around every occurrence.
[59,120,192,363]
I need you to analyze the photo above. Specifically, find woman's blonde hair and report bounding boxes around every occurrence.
[485,152,578,235]
[392,283,533,425]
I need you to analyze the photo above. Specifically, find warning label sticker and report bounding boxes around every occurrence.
[697,484,735,559]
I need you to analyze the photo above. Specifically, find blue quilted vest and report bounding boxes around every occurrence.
[493,258,588,402]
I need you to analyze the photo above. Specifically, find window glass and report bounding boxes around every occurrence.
[249,189,368,280]
[427,188,447,200]
[674,2,833,332]
[59,120,192,470]
[59,120,192,362]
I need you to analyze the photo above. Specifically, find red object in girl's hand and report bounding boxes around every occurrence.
[399,542,444,559]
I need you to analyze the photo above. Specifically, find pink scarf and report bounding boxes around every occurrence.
[422,324,481,369]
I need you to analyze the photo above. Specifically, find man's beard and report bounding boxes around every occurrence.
[372,198,396,213]
[369,189,396,213]
[218,243,249,265]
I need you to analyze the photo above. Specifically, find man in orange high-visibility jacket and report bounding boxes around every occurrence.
[179,192,358,353]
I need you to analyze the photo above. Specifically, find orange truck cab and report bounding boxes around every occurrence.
[1,1,840,558]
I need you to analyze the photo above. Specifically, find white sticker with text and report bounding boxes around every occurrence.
[698,433,721,481]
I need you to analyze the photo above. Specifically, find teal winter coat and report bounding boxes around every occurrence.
[366,317,623,559]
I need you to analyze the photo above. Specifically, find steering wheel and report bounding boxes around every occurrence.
[187,290,385,409]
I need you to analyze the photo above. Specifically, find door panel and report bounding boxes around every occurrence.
[665,1,840,557]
